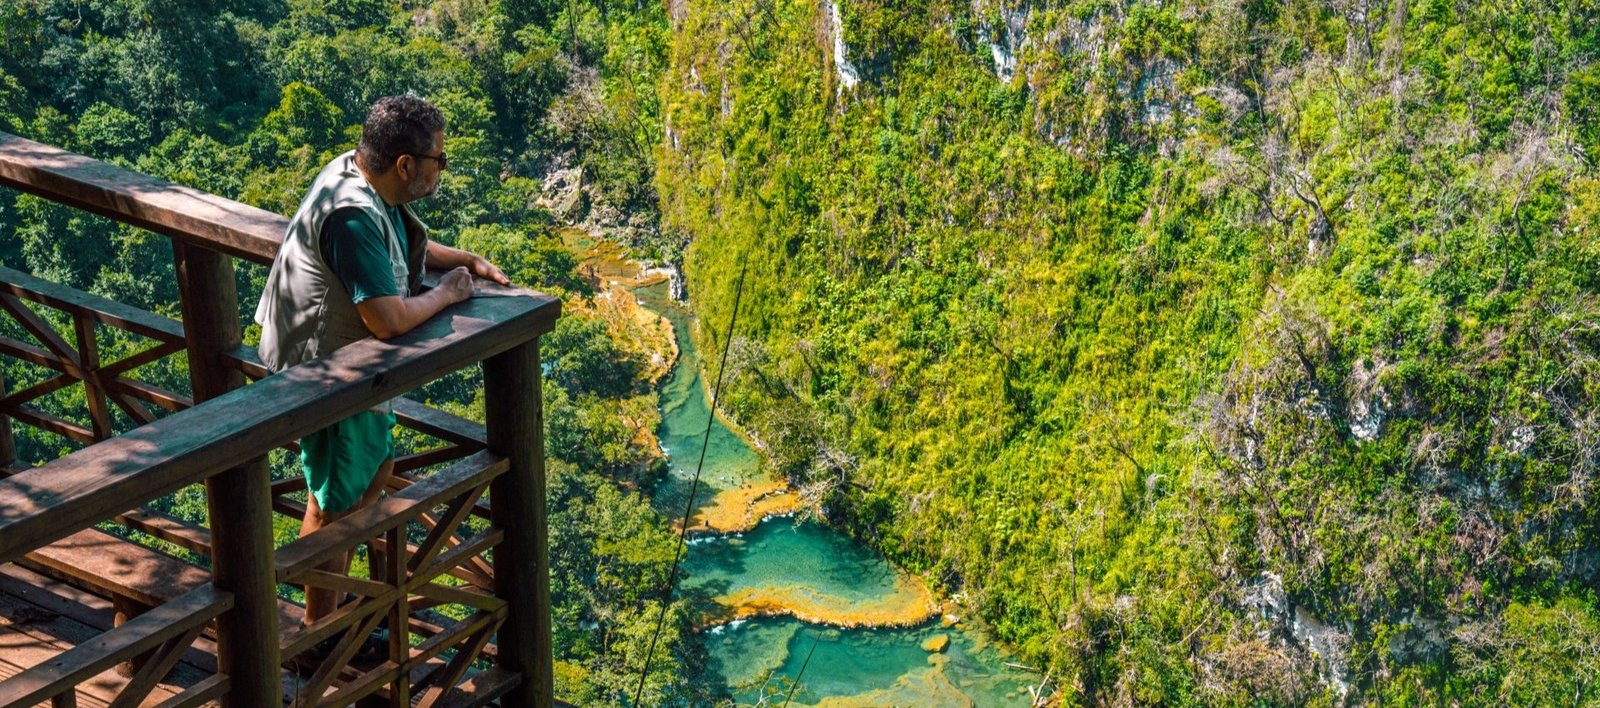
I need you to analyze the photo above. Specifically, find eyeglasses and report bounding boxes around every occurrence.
[406,152,449,170]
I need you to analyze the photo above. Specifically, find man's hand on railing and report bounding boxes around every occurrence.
[438,265,476,302]
[467,253,509,286]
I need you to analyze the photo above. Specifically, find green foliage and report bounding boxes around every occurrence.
[545,315,647,398]
[657,0,1600,701]
[456,223,585,294]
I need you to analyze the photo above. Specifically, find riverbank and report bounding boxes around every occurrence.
[563,231,1033,703]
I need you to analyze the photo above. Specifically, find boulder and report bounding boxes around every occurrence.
[921,633,950,653]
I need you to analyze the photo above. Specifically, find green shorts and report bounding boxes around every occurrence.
[300,410,396,514]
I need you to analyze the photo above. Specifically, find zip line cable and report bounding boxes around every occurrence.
[781,632,822,708]
[633,257,751,705]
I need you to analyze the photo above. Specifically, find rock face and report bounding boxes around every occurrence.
[1244,572,1351,698]
[537,164,587,221]
[537,155,659,244]
[973,2,1029,83]
[921,633,950,653]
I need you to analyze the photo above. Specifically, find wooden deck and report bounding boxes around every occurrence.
[0,131,562,707]
[0,564,217,708]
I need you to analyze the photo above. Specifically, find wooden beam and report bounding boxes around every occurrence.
[0,334,65,371]
[73,314,113,440]
[0,131,284,264]
[392,397,487,448]
[0,367,13,466]
[172,241,278,708]
[9,404,97,444]
[106,376,186,414]
[0,265,185,343]
[98,340,185,379]
[484,339,552,708]
[0,292,84,375]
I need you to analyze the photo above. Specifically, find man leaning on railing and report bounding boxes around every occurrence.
[253,94,509,661]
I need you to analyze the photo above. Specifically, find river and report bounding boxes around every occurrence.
[630,280,1036,706]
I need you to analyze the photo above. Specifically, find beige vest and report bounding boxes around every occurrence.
[254,152,428,376]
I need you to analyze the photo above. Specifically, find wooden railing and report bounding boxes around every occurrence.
[0,130,561,707]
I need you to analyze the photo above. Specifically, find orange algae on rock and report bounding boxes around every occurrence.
[704,573,937,629]
[680,479,804,534]
[812,657,973,707]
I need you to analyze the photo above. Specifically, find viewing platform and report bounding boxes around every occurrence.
[0,131,563,707]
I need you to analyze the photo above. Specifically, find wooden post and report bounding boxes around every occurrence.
[172,242,281,707]
[0,367,14,469]
[484,339,552,707]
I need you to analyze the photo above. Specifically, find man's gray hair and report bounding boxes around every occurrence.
[356,95,445,174]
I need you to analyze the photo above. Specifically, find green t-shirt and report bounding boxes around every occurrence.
[320,206,404,304]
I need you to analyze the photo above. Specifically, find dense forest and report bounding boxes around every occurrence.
[4,0,1600,704]
[663,0,1600,703]
[0,0,714,703]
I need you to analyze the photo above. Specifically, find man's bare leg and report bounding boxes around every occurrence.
[299,457,397,625]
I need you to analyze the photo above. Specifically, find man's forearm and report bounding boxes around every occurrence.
[358,288,459,340]
[425,240,510,286]
[425,240,476,269]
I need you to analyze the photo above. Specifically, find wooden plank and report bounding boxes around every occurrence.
[112,508,211,556]
[0,528,221,678]
[432,667,521,708]
[0,131,284,265]
[220,346,268,380]
[0,589,179,708]
[0,584,229,708]
[10,404,97,445]
[21,529,210,608]
[410,584,504,614]
[0,265,185,343]
[104,377,186,413]
[0,288,558,563]
[0,564,117,639]
[394,445,472,473]
[0,372,77,410]
[391,399,486,448]
[0,334,66,372]
[146,674,227,708]
[392,472,492,522]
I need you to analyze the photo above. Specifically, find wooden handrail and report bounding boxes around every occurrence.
[0,131,285,264]
[0,131,562,707]
[0,289,558,562]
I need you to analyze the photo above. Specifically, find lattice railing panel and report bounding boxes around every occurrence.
[275,451,508,707]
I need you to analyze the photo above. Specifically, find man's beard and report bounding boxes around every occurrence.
[406,173,438,200]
